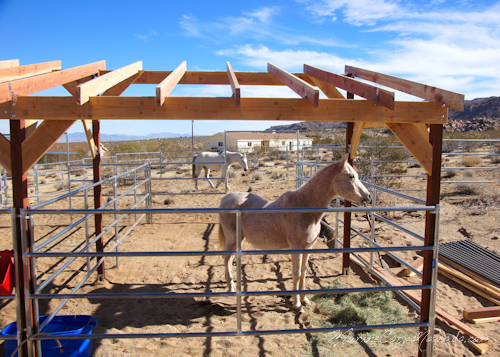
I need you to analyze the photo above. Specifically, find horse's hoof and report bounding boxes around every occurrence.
[301,297,311,306]
[292,303,303,312]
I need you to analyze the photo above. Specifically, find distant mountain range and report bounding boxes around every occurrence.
[62,132,190,142]
[267,96,500,133]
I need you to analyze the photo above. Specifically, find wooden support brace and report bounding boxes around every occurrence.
[25,120,39,138]
[0,61,61,83]
[76,61,142,105]
[268,62,319,107]
[21,120,76,174]
[307,76,345,99]
[387,123,433,175]
[0,134,11,173]
[350,122,366,159]
[0,60,106,104]
[305,64,395,109]
[346,65,464,111]
[82,120,96,158]
[156,61,186,106]
[102,71,143,97]
[63,75,95,97]
[226,62,240,106]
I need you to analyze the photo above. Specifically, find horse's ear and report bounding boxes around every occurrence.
[340,153,349,165]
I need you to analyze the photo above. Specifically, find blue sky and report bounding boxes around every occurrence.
[1,0,499,136]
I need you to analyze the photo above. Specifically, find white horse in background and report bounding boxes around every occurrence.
[192,151,248,190]
[218,153,371,311]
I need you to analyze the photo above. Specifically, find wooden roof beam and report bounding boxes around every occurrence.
[307,76,345,99]
[305,64,394,109]
[21,120,76,174]
[0,60,19,69]
[63,75,95,97]
[102,71,143,97]
[0,61,61,83]
[387,123,433,175]
[0,60,106,104]
[0,133,11,173]
[268,63,319,107]
[76,61,141,105]
[156,61,186,106]
[345,65,464,111]
[0,97,448,123]
[226,62,241,106]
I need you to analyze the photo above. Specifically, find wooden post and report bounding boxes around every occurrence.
[418,124,443,357]
[10,119,36,356]
[93,120,105,280]
[342,114,354,275]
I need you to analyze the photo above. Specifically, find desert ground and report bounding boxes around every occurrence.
[0,150,499,357]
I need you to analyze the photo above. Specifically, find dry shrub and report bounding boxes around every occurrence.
[442,169,457,179]
[491,154,500,164]
[456,182,481,196]
[170,183,191,194]
[56,184,64,191]
[274,161,283,166]
[40,179,47,185]
[461,156,481,167]
[176,170,183,175]
[258,161,266,167]
[271,171,281,180]
[75,171,83,177]
[164,197,175,205]
[252,171,266,181]
[461,193,500,215]
[322,156,332,162]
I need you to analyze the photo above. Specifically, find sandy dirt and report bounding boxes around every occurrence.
[0,154,499,357]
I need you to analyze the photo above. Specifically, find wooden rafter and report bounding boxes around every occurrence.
[226,62,241,106]
[76,61,142,105]
[0,61,61,83]
[0,133,11,172]
[346,65,464,111]
[268,63,319,107]
[21,120,76,174]
[0,60,19,69]
[82,120,96,158]
[63,75,95,97]
[102,71,143,97]
[350,122,366,159]
[305,64,395,109]
[0,61,106,104]
[0,97,448,123]
[308,76,345,99]
[156,61,186,106]
[387,123,433,175]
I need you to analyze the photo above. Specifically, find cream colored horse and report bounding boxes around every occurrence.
[218,153,371,311]
[192,151,248,190]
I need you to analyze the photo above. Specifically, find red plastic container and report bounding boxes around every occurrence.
[0,250,14,295]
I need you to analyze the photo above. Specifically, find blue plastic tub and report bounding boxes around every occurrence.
[1,315,97,357]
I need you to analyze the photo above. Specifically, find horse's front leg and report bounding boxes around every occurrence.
[290,253,303,311]
[299,253,311,306]
[205,168,216,189]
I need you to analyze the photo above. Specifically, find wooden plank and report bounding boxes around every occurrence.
[439,262,500,301]
[0,134,11,172]
[25,120,38,137]
[305,64,394,109]
[1,97,448,123]
[469,341,490,355]
[440,256,500,294]
[21,120,76,174]
[0,60,106,104]
[114,70,317,86]
[464,306,500,320]
[438,269,500,305]
[353,253,489,343]
[102,71,143,97]
[81,120,96,158]
[346,65,464,111]
[0,60,19,69]
[226,62,240,106]
[268,63,319,107]
[350,122,365,159]
[471,316,500,324]
[76,61,141,105]
[400,257,424,277]
[387,123,433,175]
[0,61,61,83]
[63,75,95,97]
[309,76,344,99]
[415,123,429,140]
[156,61,186,106]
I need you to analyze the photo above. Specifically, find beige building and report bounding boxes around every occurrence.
[203,132,312,152]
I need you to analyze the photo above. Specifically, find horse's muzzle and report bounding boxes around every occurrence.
[361,194,372,204]
[244,168,248,171]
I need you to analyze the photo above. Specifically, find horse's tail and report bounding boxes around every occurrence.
[192,156,197,178]
[218,223,225,249]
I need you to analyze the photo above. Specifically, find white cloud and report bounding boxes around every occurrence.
[179,14,205,38]
[134,29,159,42]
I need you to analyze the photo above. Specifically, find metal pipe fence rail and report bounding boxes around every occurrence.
[8,199,440,356]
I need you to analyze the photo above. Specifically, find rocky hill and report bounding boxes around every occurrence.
[267,96,500,133]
